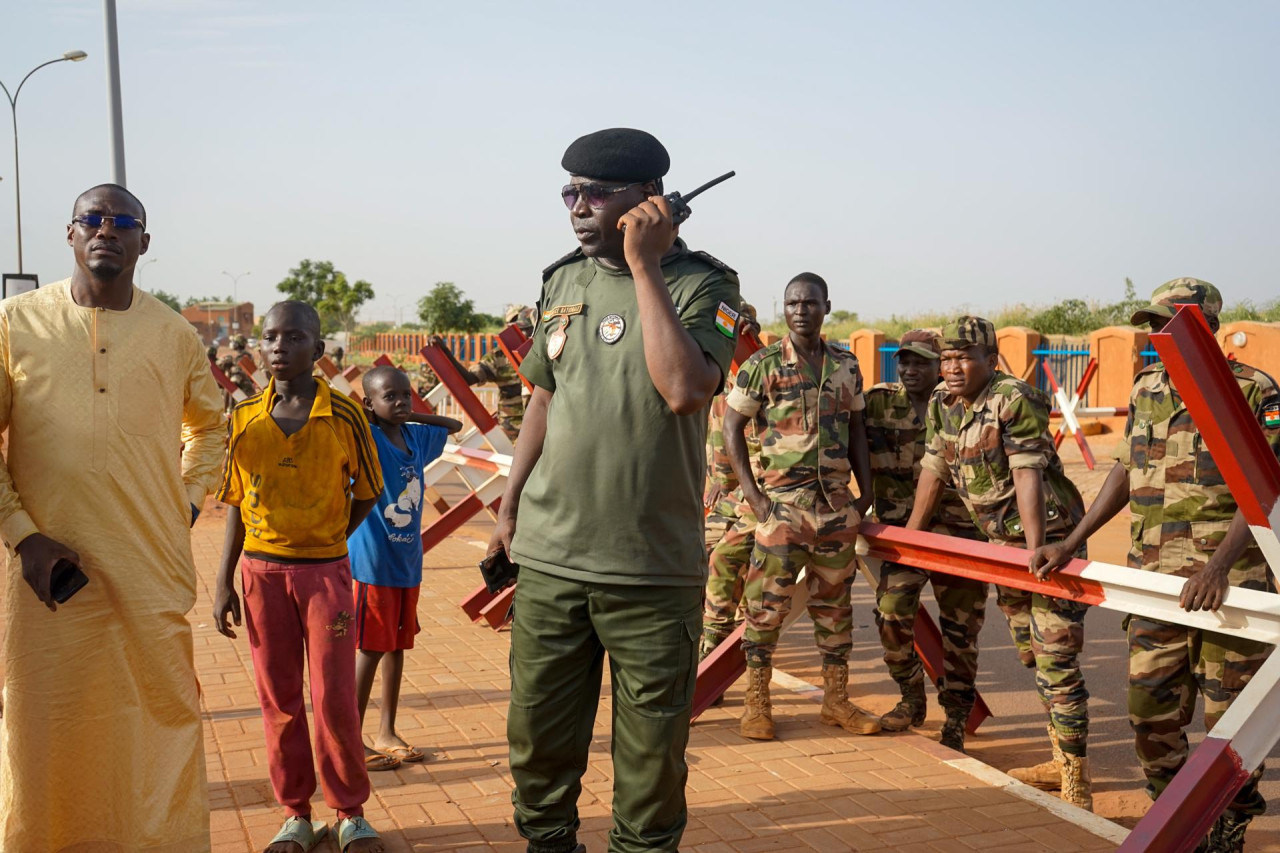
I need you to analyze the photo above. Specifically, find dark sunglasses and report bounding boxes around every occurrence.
[560,181,643,210]
[72,213,146,231]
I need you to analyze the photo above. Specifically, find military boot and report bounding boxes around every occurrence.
[1009,724,1063,790]
[819,663,882,735]
[1059,753,1093,811]
[740,666,775,740]
[879,676,926,732]
[1202,809,1252,853]
[939,707,969,753]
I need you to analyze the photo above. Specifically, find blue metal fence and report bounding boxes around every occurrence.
[1032,348,1091,395]
[1141,349,1159,367]
[879,344,899,383]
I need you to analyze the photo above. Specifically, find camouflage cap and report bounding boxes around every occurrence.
[896,328,941,360]
[940,315,997,351]
[504,304,534,326]
[1130,277,1223,326]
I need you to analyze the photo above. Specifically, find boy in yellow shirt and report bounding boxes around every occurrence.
[213,301,387,853]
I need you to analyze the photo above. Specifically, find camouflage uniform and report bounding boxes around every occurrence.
[1120,279,1280,819]
[922,321,1089,755]
[866,380,988,713]
[727,335,866,667]
[466,353,524,444]
[702,387,764,654]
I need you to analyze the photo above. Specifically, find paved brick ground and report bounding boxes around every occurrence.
[184,501,1122,853]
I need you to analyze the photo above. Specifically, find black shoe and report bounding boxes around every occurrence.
[939,710,968,753]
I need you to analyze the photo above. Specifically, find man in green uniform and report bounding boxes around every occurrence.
[725,272,881,742]
[865,330,988,752]
[488,128,740,853]
[1031,279,1279,850]
[907,316,1093,808]
[432,305,534,444]
[702,302,762,660]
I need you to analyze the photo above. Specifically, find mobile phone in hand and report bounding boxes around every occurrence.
[478,550,519,594]
[50,559,89,604]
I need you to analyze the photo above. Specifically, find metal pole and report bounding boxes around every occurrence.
[9,99,20,273]
[103,0,127,185]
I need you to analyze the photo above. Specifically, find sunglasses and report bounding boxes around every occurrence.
[560,181,643,210]
[72,213,146,231]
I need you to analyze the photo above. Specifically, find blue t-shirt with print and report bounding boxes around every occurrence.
[349,422,450,587]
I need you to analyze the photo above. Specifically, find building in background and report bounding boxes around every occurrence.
[181,301,254,346]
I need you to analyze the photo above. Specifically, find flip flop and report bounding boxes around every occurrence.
[337,816,381,852]
[268,816,328,853]
[379,745,429,763]
[364,751,401,771]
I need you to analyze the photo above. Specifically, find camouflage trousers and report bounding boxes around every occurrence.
[702,507,759,653]
[496,393,524,445]
[874,561,988,712]
[1128,616,1268,814]
[997,585,1090,755]
[741,499,859,668]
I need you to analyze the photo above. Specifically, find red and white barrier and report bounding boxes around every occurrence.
[1042,357,1098,469]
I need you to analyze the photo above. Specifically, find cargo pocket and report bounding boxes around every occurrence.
[672,611,702,707]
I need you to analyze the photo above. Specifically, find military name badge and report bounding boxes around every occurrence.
[599,314,625,344]
[544,303,583,361]
[714,301,740,338]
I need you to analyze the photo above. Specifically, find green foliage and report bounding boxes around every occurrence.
[1219,298,1280,323]
[829,309,858,324]
[276,259,375,336]
[184,294,234,308]
[150,289,181,311]
[416,282,500,332]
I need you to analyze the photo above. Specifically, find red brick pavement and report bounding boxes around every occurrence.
[181,501,1124,853]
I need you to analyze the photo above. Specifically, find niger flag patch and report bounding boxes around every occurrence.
[715,302,740,338]
[1264,401,1280,428]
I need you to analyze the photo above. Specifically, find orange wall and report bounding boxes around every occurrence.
[1218,322,1280,380]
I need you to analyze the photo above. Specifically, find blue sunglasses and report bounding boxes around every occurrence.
[72,213,146,231]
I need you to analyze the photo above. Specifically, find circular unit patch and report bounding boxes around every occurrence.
[598,314,626,344]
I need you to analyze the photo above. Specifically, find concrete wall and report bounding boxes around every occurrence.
[850,329,886,386]
[996,327,1042,382]
[1218,321,1280,380]
[1088,326,1148,409]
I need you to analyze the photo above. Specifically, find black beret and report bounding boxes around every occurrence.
[561,128,670,182]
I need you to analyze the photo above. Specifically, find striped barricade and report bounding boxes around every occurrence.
[1042,357,1099,469]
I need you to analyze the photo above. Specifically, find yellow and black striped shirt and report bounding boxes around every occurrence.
[217,378,382,561]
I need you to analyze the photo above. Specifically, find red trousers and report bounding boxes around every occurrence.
[242,555,370,819]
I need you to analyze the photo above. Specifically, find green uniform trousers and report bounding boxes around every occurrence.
[508,567,702,853]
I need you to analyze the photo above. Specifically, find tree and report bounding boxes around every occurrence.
[416,282,495,332]
[150,289,181,311]
[183,294,234,308]
[276,259,375,337]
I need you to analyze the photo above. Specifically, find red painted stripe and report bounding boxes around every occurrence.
[420,343,499,432]
[859,524,1108,607]
[460,582,496,621]
[498,324,533,394]
[1152,306,1280,525]
[692,621,748,720]
[1119,736,1249,853]
[479,584,516,630]
[421,493,485,552]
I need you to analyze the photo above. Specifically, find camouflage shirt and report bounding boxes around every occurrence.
[468,351,522,400]
[1115,361,1280,589]
[864,382,978,538]
[921,372,1084,544]
[705,382,764,517]
[726,335,865,510]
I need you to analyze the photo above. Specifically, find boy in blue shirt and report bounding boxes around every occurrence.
[349,366,462,770]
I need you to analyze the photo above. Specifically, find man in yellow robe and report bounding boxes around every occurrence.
[0,184,226,852]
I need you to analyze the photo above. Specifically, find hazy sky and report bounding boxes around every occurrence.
[3,1,1278,324]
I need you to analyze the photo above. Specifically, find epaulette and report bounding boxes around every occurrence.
[542,248,585,282]
[690,250,737,276]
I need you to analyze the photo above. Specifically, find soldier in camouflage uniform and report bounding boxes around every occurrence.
[865,330,989,752]
[702,302,763,660]
[907,315,1092,808]
[724,273,880,741]
[432,305,534,444]
[1033,279,1279,851]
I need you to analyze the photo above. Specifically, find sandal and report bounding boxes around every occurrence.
[268,816,328,853]
[364,751,401,772]
[379,745,429,763]
[337,816,381,852]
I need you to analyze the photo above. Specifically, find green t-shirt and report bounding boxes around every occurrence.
[511,240,741,586]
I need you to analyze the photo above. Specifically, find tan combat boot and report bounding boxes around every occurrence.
[1060,753,1093,811]
[879,675,927,732]
[740,666,775,740]
[819,663,882,735]
[1009,724,1063,790]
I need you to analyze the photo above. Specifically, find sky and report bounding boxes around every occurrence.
[2,1,1278,325]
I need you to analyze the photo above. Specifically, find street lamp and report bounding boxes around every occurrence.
[0,50,88,274]
[221,270,249,303]
[137,256,156,286]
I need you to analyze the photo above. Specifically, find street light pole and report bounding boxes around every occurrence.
[0,50,88,274]
[103,0,127,185]
[137,256,156,286]
[221,270,249,304]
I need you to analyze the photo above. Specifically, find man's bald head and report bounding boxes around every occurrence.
[73,184,146,224]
